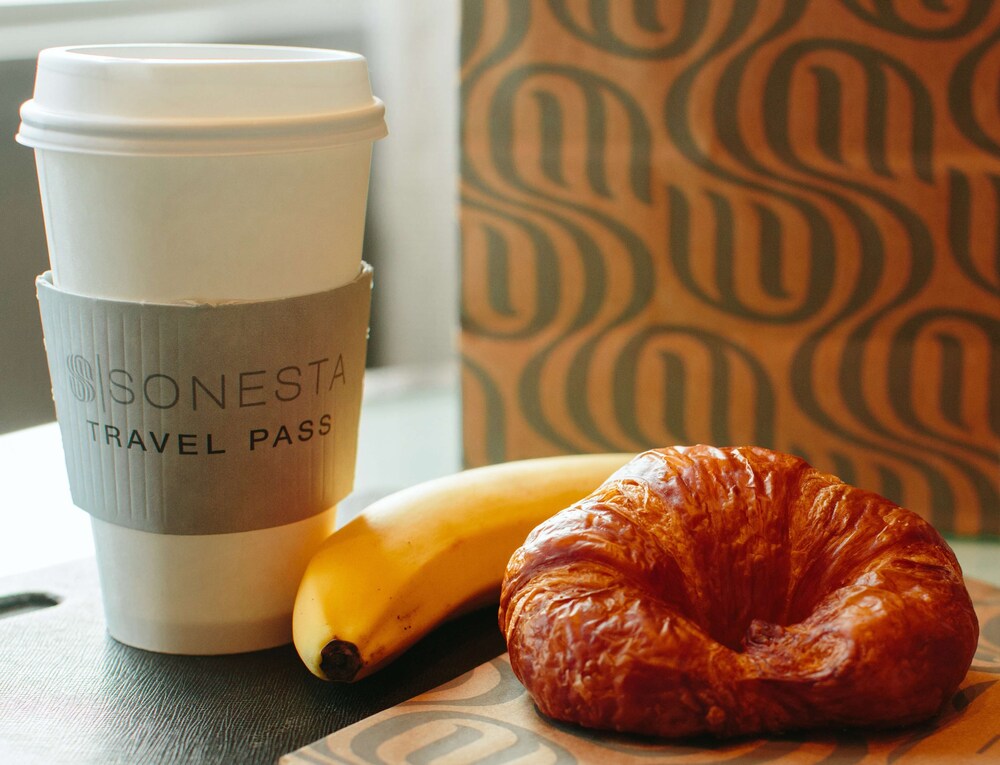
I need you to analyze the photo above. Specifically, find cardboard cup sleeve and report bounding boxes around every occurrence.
[36,263,373,536]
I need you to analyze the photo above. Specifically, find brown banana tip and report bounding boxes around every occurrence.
[320,639,363,682]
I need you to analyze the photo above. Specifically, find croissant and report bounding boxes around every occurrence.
[499,445,979,738]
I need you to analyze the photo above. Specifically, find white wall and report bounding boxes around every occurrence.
[0,0,367,61]
[365,0,460,367]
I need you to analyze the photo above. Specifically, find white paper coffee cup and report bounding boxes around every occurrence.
[19,44,387,654]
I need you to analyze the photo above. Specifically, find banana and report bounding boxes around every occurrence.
[292,452,633,681]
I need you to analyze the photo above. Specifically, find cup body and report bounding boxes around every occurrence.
[20,44,386,654]
[91,514,340,655]
[35,145,372,302]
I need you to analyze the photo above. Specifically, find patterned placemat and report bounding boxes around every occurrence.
[283,578,1000,764]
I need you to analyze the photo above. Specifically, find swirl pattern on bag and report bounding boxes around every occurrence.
[460,0,1000,535]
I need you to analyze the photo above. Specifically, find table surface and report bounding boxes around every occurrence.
[1,363,998,764]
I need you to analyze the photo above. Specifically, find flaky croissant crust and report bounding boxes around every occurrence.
[499,446,980,738]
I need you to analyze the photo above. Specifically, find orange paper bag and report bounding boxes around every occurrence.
[460,1,1000,536]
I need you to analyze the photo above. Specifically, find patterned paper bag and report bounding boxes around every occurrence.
[459,1,1000,535]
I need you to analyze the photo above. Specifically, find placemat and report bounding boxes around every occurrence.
[283,579,1000,764]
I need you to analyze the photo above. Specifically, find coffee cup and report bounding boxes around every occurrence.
[18,44,386,654]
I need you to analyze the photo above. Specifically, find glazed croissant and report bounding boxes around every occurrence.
[499,445,979,738]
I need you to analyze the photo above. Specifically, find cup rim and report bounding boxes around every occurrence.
[49,43,365,65]
[17,98,387,157]
[16,44,388,156]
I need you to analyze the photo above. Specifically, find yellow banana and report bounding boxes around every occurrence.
[292,452,633,681]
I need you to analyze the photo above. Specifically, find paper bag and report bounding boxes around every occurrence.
[459,1,1000,536]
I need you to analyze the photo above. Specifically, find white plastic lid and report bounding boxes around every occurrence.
[17,44,387,156]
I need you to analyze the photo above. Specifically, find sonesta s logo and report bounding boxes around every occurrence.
[66,354,96,403]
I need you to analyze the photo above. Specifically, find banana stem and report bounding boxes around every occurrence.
[320,640,363,682]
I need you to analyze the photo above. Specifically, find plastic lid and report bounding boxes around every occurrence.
[16,44,387,156]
